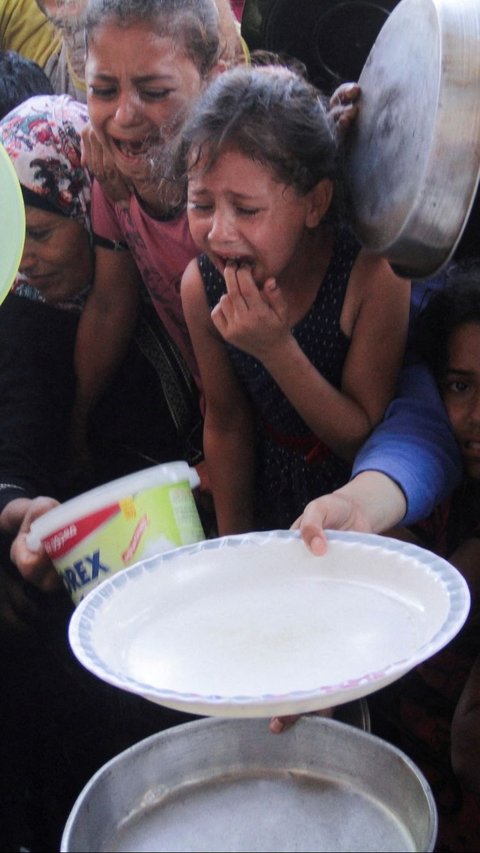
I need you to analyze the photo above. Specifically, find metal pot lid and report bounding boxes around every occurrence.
[241,0,401,94]
[343,0,480,278]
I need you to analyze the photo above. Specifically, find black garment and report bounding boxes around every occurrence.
[199,225,359,529]
[0,289,203,511]
[0,290,204,851]
[368,484,480,853]
[0,292,77,509]
[0,550,200,852]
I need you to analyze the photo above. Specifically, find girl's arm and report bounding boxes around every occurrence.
[352,360,462,523]
[296,358,462,554]
[71,246,141,457]
[213,254,410,461]
[338,250,411,441]
[293,470,407,555]
[181,258,255,535]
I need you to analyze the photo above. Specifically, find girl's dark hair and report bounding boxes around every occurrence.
[180,64,339,196]
[249,49,309,81]
[414,260,480,382]
[85,0,221,76]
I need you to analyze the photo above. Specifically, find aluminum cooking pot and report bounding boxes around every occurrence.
[62,716,437,852]
[343,0,480,278]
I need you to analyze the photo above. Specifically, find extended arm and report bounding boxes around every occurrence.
[295,360,462,553]
[352,360,462,523]
[292,471,407,555]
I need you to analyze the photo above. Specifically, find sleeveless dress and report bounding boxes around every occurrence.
[199,226,361,530]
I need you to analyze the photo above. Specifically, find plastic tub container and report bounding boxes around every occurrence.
[27,461,205,606]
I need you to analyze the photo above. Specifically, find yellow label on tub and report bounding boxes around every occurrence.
[43,481,205,606]
[119,497,137,519]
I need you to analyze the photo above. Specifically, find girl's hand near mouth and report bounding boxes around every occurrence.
[211,261,290,363]
[81,123,130,204]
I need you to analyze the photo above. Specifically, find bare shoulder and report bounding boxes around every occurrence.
[180,257,204,306]
[341,249,410,336]
[181,256,201,288]
[180,257,213,333]
[354,249,408,288]
[350,249,410,307]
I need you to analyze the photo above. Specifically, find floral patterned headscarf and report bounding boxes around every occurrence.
[0,94,92,307]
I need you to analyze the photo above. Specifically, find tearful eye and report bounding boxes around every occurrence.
[89,86,117,98]
[188,202,213,213]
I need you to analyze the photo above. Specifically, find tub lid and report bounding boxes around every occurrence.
[27,461,199,548]
[0,142,25,306]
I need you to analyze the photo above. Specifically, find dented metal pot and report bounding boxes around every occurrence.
[61,715,437,853]
[343,0,480,278]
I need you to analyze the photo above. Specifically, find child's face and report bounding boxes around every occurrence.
[85,21,209,185]
[187,148,322,286]
[442,322,480,480]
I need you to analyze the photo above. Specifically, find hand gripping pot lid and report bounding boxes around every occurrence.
[0,142,25,306]
[27,461,200,551]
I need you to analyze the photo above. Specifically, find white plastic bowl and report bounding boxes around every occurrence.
[68,529,470,716]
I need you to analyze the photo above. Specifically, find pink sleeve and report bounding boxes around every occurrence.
[91,180,125,244]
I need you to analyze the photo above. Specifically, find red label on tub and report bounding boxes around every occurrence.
[43,504,121,558]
